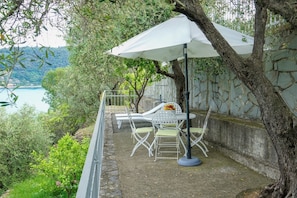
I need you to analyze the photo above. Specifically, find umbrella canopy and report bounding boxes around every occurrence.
[107,14,254,166]
[107,14,254,61]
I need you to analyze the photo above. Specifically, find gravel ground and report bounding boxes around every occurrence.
[112,128,274,198]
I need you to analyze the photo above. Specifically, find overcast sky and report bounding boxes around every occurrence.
[28,26,66,47]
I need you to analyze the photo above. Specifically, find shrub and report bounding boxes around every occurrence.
[31,134,89,198]
[0,105,52,192]
[39,103,81,144]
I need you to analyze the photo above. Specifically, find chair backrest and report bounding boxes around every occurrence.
[151,110,178,129]
[163,102,182,114]
[126,107,136,132]
[202,106,212,133]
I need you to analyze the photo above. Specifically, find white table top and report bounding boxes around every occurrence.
[143,112,196,121]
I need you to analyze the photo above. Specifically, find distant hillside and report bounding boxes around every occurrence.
[0,47,69,86]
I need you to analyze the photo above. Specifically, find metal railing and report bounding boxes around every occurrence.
[105,90,137,113]
[76,91,106,198]
[76,90,137,197]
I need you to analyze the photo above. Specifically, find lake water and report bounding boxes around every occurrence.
[0,88,49,113]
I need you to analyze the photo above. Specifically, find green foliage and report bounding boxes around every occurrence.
[31,134,89,198]
[201,0,255,36]
[0,0,65,47]
[0,47,69,86]
[119,59,157,90]
[0,47,68,107]
[42,67,68,108]
[40,103,81,144]
[194,57,226,77]
[8,175,64,198]
[117,58,162,111]
[0,48,25,87]
[42,65,98,129]
[0,105,52,191]
[62,0,172,118]
[0,0,67,94]
[0,88,18,107]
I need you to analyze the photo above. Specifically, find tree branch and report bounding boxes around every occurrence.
[263,0,297,28]
[153,61,175,79]
[252,0,268,60]
[0,0,24,25]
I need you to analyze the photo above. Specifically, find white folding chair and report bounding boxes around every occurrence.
[150,110,182,161]
[188,106,212,157]
[126,108,154,157]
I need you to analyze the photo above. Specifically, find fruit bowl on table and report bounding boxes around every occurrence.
[163,104,176,113]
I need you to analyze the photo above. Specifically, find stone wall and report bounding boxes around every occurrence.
[193,110,280,179]
[144,32,297,118]
[265,33,297,115]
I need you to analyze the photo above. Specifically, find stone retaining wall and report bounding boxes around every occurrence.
[192,110,279,179]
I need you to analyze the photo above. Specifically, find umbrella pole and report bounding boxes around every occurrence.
[178,44,202,166]
[184,44,192,159]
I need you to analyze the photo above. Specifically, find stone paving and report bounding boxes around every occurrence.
[99,112,274,198]
[99,113,122,197]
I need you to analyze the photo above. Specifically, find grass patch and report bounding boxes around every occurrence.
[8,175,69,198]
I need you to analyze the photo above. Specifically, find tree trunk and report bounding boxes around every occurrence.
[154,60,185,111]
[173,0,297,197]
[241,58,297,198]
[172,60,185,111]
[134,96,140,113]
[134,78,149,113]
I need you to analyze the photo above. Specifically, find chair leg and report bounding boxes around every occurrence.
[190,134,208,157]
[176,136,180,161]
[154,137,159,161]
[178,135,187,157]
[199,140,209,152]
[117,121,122,129]
[195,143,208,157]
[154,136,180,161]
[130,132,152,157]
[149,138,156,157]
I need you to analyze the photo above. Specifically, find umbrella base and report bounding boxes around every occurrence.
[178,156,202,167]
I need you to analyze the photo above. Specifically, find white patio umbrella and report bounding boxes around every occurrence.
[107,14,253,61]
[107,14,254,166]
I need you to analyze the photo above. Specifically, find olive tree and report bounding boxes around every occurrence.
[171,0,297,197]
[64,0,172,116]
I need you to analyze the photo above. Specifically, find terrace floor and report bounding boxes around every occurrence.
[99,112,274,198]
